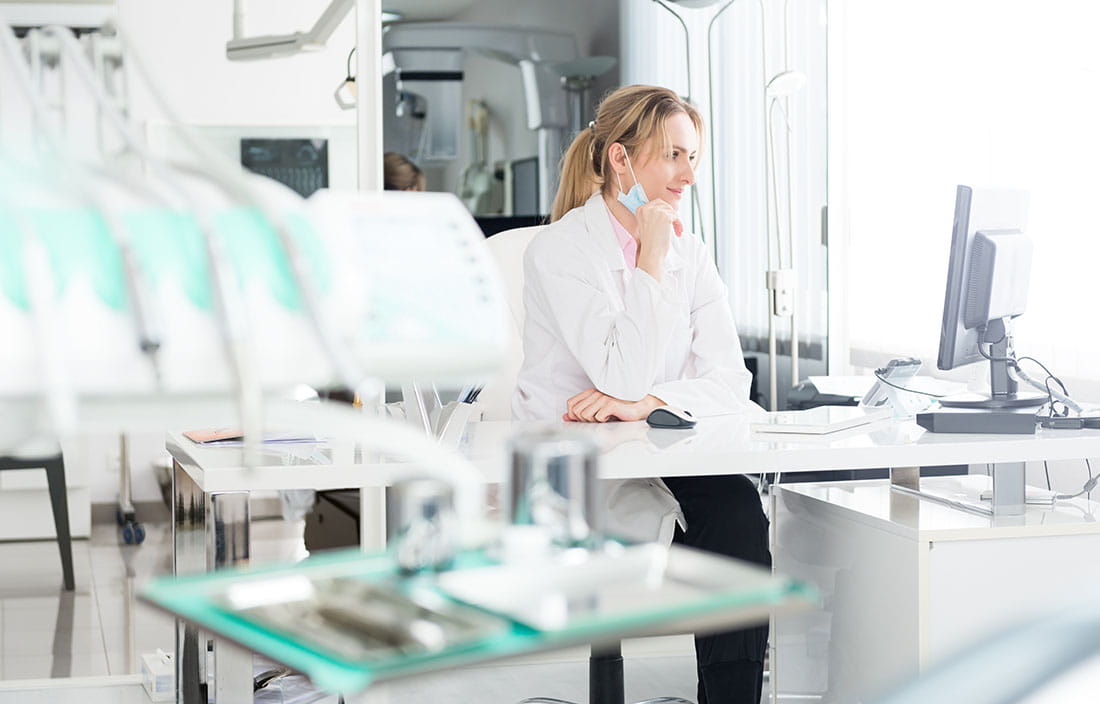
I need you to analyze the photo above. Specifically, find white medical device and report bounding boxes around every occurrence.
[0,187,508,396]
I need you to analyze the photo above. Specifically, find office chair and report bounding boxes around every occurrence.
[0,450,75,590]
[482,226,692,704]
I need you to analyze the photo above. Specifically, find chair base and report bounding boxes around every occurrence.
[518,644,694,704]
[518,697,693,704]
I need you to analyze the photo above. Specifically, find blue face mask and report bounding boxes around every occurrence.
[615,151,649,214]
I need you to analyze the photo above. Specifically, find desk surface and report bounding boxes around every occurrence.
[167,413,1100,493]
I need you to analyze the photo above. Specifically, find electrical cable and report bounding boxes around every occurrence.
[1044,460,1052,491]
[872,370,947,399]
[1054,459,1098,501]
[977,341,1083,415]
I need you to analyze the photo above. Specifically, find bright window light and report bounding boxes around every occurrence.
[839,1,1100,390]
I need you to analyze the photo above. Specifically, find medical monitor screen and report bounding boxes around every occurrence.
[937,185,1030,371]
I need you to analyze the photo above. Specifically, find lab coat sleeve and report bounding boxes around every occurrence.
[526,239,680,401]
[649,244,758,416]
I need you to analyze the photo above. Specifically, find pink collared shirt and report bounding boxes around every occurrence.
[608,211,637,270]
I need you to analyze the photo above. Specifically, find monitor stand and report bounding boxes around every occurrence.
[940,321,1047,409]
[939,392,1047,409]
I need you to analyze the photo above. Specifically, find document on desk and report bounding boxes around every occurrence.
[751,406,892,436]
[183,428,319,445]
[807,376,876,399]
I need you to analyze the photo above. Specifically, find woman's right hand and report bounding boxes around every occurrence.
[634,199,682,281]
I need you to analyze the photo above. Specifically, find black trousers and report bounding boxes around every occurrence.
[662,475,771,704]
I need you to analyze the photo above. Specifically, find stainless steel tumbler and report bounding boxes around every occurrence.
[509,431,600,547]
[387,478,458,573]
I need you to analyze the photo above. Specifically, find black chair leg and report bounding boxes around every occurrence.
[43,455,75,591]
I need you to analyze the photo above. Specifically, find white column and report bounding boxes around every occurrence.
[356,0,383,191]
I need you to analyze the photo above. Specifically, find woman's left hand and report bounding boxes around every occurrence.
[563,389,664,422]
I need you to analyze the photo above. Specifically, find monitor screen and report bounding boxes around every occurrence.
[936,185,1044,409]
[937,185,1030,371]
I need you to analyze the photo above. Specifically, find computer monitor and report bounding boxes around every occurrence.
[937,185,1045,408]
[511,157,540,216]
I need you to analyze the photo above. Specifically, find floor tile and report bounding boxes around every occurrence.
[2,652,110,680]
[2,595,101,631]
[2,626,105,658]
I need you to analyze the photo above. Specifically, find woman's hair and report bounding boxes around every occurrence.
[383,152,426,191]
[550,85,703,222]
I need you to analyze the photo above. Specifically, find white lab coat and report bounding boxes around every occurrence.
[512,193,760,542]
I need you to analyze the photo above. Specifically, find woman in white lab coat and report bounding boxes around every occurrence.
[512,85,770,704]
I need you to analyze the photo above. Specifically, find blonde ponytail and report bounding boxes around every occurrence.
[549,85,703,223]
[551,128,599,222]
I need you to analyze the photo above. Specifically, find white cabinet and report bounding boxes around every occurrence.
[772,477,1100,703]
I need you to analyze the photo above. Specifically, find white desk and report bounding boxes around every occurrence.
[169,414,1100,490]
[166,414,1100,703]
[772,476,1100,702]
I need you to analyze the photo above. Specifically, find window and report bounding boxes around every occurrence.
[837,1,1100,396]
[622,0,829,406]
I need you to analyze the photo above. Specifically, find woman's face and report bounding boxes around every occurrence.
[616,111,699,208]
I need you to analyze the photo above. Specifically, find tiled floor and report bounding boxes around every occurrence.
[0,512,701,703]
[0,514,325,698]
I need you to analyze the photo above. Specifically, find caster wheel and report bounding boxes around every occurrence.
[133,522,146,544]
[122,524,135,544]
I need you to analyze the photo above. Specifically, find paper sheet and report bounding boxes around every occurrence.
[807,376,875,398]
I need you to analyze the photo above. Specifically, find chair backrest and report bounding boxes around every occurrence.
[478,225,543,421]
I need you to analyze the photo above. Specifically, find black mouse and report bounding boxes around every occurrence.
[646,405,697,429]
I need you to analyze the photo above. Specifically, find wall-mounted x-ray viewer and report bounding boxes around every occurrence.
[241,138,328,199]
[146,123,356,194]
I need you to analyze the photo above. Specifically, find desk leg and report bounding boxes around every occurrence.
[173,460,253,704]
[173,460,207,704]
[209,491,251,703]
[890,466,920,491]
[360,486,386,550]
[991,462,1026,515]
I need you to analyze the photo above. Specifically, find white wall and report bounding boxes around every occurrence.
[119,0,356,127]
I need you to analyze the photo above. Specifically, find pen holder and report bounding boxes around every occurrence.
[387,478,458,574]
[509,430,601,548]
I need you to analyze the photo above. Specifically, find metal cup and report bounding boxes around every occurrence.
[509,431,600,548]
[387,478,458,573]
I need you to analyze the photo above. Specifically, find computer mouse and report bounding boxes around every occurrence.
[646,405,697,429]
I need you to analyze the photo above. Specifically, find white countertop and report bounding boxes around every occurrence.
[167,412,1100,493]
